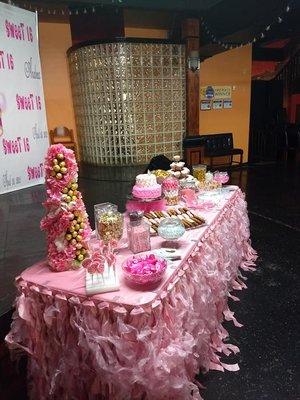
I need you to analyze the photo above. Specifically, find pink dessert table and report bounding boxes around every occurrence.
[6,186,257,400]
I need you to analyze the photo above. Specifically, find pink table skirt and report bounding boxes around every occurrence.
[6,189,257,400]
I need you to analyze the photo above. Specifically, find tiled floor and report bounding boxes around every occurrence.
[0,161,299,399]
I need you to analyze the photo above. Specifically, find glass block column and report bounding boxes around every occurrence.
[68,42,186,165]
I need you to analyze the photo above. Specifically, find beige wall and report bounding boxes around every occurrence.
[38,22,77,149]
[199,45,252,161]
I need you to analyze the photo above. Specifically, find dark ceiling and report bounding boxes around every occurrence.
[8,0,300,59]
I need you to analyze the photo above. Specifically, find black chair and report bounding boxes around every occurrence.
[201,133,243,167]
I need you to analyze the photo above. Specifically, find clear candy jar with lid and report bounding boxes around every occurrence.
[127,211,151,254]
[94,203,124,243]
[162,176,180,206]
[157,217,185,242]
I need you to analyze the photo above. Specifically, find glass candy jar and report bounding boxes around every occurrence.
[158,217,185,244]
[94,203,124,243]
[193,164,207,183]
[162,176,180,206]
[127,211,151,254]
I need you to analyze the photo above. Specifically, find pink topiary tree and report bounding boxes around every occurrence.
[41,144,91,272]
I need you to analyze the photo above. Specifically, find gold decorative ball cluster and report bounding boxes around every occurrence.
[65,211,88,262]
[62,181,79,203]
[50,153,67,180]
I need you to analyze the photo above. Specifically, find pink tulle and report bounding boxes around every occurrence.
[6,189,257,400]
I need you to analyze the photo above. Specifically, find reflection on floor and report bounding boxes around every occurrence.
[0,162,299,399]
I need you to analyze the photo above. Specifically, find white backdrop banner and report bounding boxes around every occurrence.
[0,2,48,194]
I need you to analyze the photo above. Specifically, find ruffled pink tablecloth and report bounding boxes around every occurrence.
[6,187,257,400]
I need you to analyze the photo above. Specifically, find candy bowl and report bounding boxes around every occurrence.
[122,254,167,286]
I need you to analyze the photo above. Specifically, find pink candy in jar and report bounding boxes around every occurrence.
[162,176,180,205]
[213,171,229,185]
[122,254,167,285]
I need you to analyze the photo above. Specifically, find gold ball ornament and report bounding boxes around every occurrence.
[53,165,60,173]
[68,190,73,196]
[75,224,80,231]
[66,196,72,203]
[71,183,78,190]
[69,226,75,233]
[65,234,72,241]
[76,217,82,223]
[72,196,77,202]
[53,158,58,165]
[56,173,63,180]
[81,248,87,255]
[79,228,84,234]
[59,161,66,167]
[60,167,67,175]
[72,231,78,238]
[76,243,83,249]
[57,153,65,161]
[77,254,84,262]
[62,187,68,194]
[80,222,85,229]
[76,235,82,242]
[76,250,81,256]
[71,239,77,245]
[72,220,77,226]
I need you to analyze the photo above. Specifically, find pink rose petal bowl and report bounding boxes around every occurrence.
[122,254,167,286]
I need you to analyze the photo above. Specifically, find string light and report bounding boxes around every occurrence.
[201,2,292,50]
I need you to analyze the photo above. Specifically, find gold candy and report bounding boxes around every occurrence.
[62,187,68,194]
[66,196,71,203]
[77,254,84,261]
[76,235,82,242]
[80,222,85,229]
[65,234,72,241]
[72,196,77,202]
[81,248,87,255]
[69,226,75,233]
[53,159,58,165]
[71,183,78,190]
[71,239,77,245]
[60,167,67,175]
[97,211,123,243]
[76,243,83,249]
[56,173,63,180]
[75,224,80,231]
[76,250,81,256]
[57,153,64,161]
[72,231,78,238]
[59,161,66,167]
[68,190,73,196]
[53,165,60,173]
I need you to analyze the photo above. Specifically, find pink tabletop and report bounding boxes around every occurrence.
[21,186,239,307]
